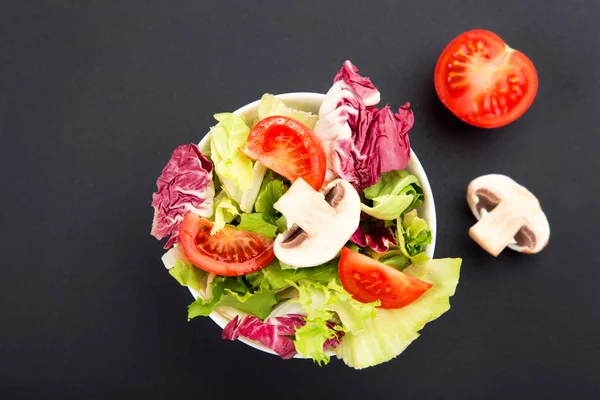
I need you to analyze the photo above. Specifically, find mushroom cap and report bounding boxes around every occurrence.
[467,174,550,254]
[274,178,361,267]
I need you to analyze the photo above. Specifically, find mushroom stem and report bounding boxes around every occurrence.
[469,201,526,257]
[273,178,335,236]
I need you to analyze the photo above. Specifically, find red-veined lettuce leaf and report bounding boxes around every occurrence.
[151,144,215,248]
[222,314,343,360]
[350,221,397,252]
[315,60,414,192]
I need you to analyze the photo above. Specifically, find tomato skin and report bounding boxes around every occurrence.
[179,214,274,276]
[243,116,327,191]
[434,29,538,128]
[338,247,432,308]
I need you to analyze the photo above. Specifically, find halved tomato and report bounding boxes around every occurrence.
[243,116,326,191]
[434,29,538,128]
[338,247,432,309]
[179,214,274,276]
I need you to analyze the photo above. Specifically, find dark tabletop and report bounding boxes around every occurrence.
[2,0,599,398]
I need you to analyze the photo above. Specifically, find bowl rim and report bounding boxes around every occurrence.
[193,92,437,359]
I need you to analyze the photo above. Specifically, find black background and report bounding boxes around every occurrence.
[1,0,599,398]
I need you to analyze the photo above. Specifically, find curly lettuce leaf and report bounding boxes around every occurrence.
[187,276,278,320]
[294,319,337,365]
[361,170,423,220]
[379,254,410,270]
[211,196,239,234]
[368,209,432,271]
[258,94,318,129]
[255,179,285,224]
[236,213,278,238]
[334,258,461,369]
[209,113,254,203]
[325,279,379,333]
[292,278,378,364]
[168,260,206,292]
[278,260,294,270]
[396,209,432,263]
[248,259,338,293]
[275,215,288,234]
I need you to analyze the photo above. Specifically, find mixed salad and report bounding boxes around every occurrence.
[151,61,462,369]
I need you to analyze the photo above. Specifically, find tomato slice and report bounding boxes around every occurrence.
[434,29,538,128]
[338,247,432,308]
[243,116,326,191]
[179,214,274,276]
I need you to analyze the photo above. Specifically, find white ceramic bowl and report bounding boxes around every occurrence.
[195,92,437,358]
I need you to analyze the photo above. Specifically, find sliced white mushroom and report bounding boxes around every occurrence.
[467,174,550,256]
[273,178,361,267]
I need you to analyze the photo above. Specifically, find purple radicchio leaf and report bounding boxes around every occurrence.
[222,314,344,359]
[151,143,215,248]
[350,221,397,252]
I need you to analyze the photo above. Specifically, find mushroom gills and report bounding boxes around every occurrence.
[467,174,550,256]
[474,189,500,215]
[513,226,537,249]
[324,183,345,207]
[273,178,361,268]
[279,184,346,249]
[279,225,309,249]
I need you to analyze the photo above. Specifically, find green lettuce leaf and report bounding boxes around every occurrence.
[372,210,432,270]
[258,94,319,129]
[293,319,336,365]
[239,162,268,213]
[255,179,285,223]
[168,260,206,292]
[292,278,379,364]
[396,209,432,263]
[361,170,424,220]
[209,113,254,203]
[248,259,338,292]
[345,243,362,253]
[211,196,239,234]
[275,216,288,233]
[187,276,278,320]
[236,213,278,238]
[334,258,462,369]
[379,254,410,270]
[324,279,379,333]
[278,260,293,270]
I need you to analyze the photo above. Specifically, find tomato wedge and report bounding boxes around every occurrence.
[243,116,326,191]
[179,214,274,276]
[434,29,538,128]
[338,247,432,309]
